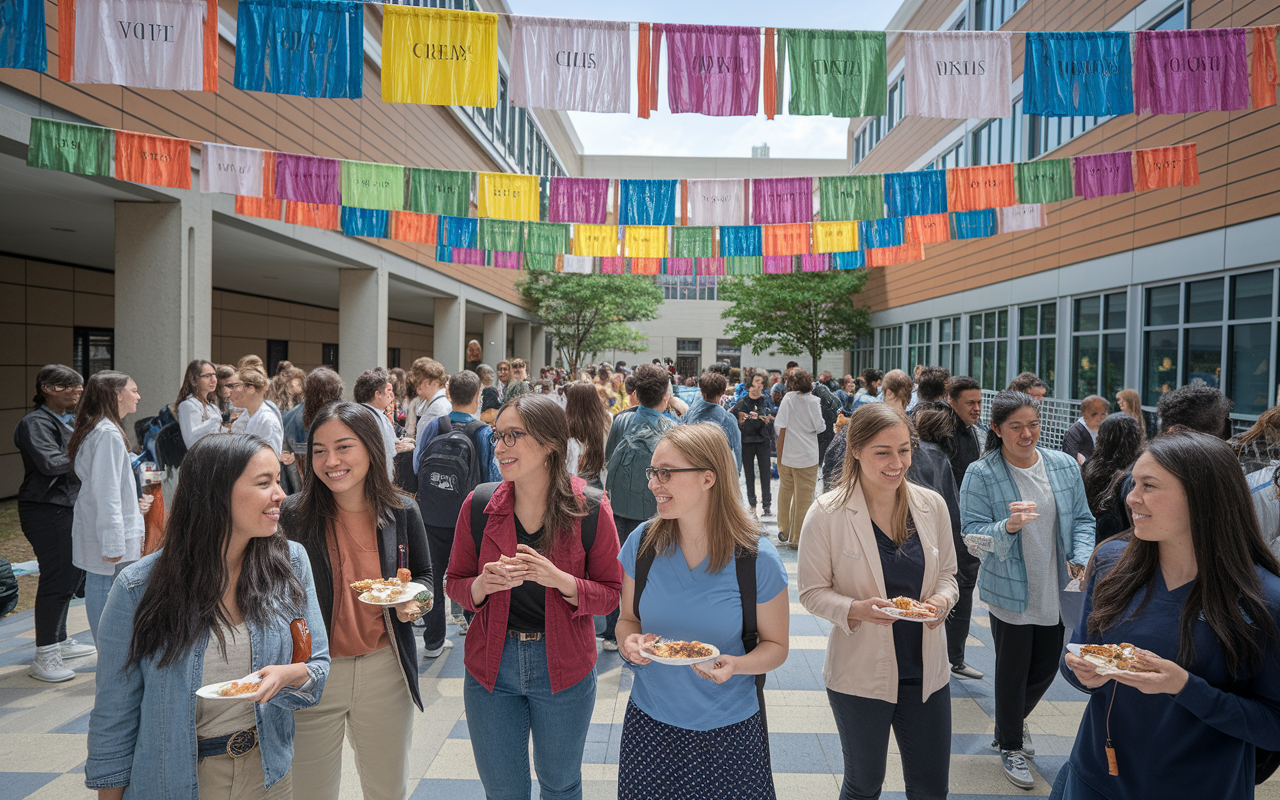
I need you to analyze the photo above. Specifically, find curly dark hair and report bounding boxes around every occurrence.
[1156,383,1234,439]
[915,366,950,402]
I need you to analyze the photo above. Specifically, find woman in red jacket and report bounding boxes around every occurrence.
[447,393,622,800]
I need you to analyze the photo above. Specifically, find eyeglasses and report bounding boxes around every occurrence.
[224,382,245,390]
[490,429,530,448]
[199,372,218,380]
[644,467,711,483]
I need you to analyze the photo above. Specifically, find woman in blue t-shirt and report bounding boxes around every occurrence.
[614,423,790,800]
[1055,431,1280,800]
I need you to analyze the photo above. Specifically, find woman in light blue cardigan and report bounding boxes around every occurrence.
[959,390,1095,791]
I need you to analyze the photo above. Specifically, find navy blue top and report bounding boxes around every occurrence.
[873,519,925,683]
[1062,540,1280,800]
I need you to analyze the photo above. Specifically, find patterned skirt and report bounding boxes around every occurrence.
[617,700,776,800]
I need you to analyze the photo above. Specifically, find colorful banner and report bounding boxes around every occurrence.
[27,119,113,177]
[619,179,677,225]
[672,226,716,257]
[781,29,887,117]
[763,255,793,273]
[762,223,811,255]
[548,177,609,224]
[698,257,726,276]
[866,242,924,267]
[1015,158,1074,204]
[525,253,556,271]
[904,213,950,244]
[436,214,478,263]
[477,172,539,221]
[859,217,905,249]
[687,179,745,226]
[1073,151,1134,198]
[812,221,858,252]
[946,164,1017,211]
[390,211,437,245]
[950,209,997,239]
[275,153,340,205]
[522,221,572,254]
[562,255,594,274]
[1133,28,1249,114]
[904,31,1012,119]
[492,251,524,270]
[70,0,214,90]
[0,0,46,70]
[600,256,624,274]
[818,174,884,221]
[201,143,265,196]
[1135,144,1200,190]
[341,161,405,210]
[801,253,831,272]
[720,225,762,257]
[236,194,283,220]
[631,257,662,276]
[665,257,694,276]
[1251,26,1279,110]
[726,256,762,275]
[341,207,389,238]
[573,224,619,257]
[234,0,363,98]
[884,170,947,217]
[382,6,498,107]
[752,177,813,225]
[407,168,471,217]
[999,204,1047,233]
[832,251,865,270]
[1022,32,1134,117]
[477,218,522,252]
[115,130,191,189]
[508,16,630,113]
[665,24,761,116]
[286,201,340,230]
[623,226,669,258]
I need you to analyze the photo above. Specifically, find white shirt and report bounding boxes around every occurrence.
[178,397,223,448]
[363,402,398,479]
[234,403,284,458]
[72,419,144,575]
[420,389,451,432]
[775,391,823,469]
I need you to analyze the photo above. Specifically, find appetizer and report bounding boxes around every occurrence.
[1079,643,1154,673]
[647,640,715,659]
[217,679,260,697]
[889,597,937,619]
[350,568,414,603]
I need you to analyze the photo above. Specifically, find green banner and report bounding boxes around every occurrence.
[27,119,113,177]
[819,175,885,221]
[671,226,715,258]
[341,161,405,210]
[1015,159,1074,204]
[524,253,556,271]
[781,29,886,117]
[407,168,471,216]
[726,256,762,276]
[478,218,522,252]
[521,221,571,255]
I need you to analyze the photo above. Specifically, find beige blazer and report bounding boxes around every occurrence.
[797,481,959,703]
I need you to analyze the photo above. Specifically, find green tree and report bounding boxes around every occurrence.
[516,272,663,374]
[719,271,873,375]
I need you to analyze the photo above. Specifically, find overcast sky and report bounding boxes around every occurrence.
[506,1,905,159]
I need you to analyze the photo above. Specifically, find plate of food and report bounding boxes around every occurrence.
[1067,642,1155,676]
[640,639,721,666]
[196,672,262,700]
[878,596,939,622]
[351,568,430,606]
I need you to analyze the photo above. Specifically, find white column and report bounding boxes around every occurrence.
[433,294,465,373]
[338,266,388,399]
[483,311,507,366]
[531,325,547,371]
[513,321,532,367]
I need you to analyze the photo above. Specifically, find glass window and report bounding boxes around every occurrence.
[1074,296,1100,332]
[1144,329,1180,405]
[1073,292,1127,400]
[1073,335,1099,400]
[1019,305,1037,337]
[851,334,875,376]
[1230,323,1270,415]
[1231,271,1272,320]
[1185,278,1224,323]
[1104,291,1127,329]
[878,326,903,372]
[1016,302,1056,395]
[969,309,1009,390]
[1146,285,1180,326]
[1103,333,1127,403]
[938,316,961,376]
[907,321,932,370]
[1184,327,1223,389]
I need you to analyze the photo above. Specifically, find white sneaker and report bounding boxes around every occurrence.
[30,645,75,683]
[59,637,97,659]
[423,639,454,658]
[1001,749,1035,789]
[602,639,619,651]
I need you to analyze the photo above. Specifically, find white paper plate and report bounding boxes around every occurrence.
[1066,643,1135,676]
[878,606,938,623]
[357,582,430,607]
[196,674,261,700]
[640,642,721,666]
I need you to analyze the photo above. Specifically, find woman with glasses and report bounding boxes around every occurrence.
[614,424,789,800]
[959,390,1096,790]
[177,360,227,449]
[447,394,623,800]
[228,365,288,464]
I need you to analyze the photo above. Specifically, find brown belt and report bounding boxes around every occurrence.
[507,630,544,641]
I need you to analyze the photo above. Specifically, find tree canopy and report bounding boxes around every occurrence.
[516,272,663,374]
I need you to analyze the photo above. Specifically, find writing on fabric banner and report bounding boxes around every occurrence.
[818,175,884,221]
[235,151,281,219]
[201,143,265,196]
[905,31,1012,119]
[548,177,609,224]
[904,213,950,245]
[687,179,745,226]
[672,226,716,257]
[341,161,405,210]
[619,179,677,226]
[1133,28,1249,114]
[573,224,620,257]
[407,168,471,217]
[762,224,811,256]
[69,0,214,90]
[866,242,924,267]
[234,0,363,99]
[382,6,498,107]
[1015,158,1074,204]
[115,130,191,188]
[1135,144,1200,190]
[0,0,46,70]
[275,153,341,205]
[999,204,1047,233]
[946,164,1016,211]
[752,177,813,225]
[1073,151,1134,199]
[624,226,668,258]
[27,119,114,177]
[884,170,947,217]
[478,172,540,221]
[859,217,905,249]
[1023,32,1133,117]
[781,29,887,117]
[665,24,760,116]
[812,221,858,253]
[509,17,629,113]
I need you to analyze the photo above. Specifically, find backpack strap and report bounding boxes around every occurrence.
[735,547,767,736]
[580,485,603,554]
[469,482,502,557]
[632,524,655,619]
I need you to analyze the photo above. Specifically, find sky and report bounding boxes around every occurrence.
[506,1,906,160]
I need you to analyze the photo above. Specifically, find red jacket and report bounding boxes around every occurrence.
[446,477,623,693]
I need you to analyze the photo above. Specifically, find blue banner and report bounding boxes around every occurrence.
[1024,32,1133,117]
[858,218,905,249]
[720,226,763,257]
[832,250,865,270]
[0,0,46,71]
[950,209,997,240]
[341,207,389,238]
[619,180,677,225]
[436,215,478,264]
[884,170,947,217]
[235,0,363,99]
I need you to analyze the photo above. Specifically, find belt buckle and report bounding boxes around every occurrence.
[509,631,542,641]
[226,729,257,758]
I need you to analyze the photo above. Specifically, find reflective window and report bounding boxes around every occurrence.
[938,316,961,376]
[968,309,1009,390]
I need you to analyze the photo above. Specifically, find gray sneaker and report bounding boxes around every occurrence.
[423,639,454,659]
[30,645,75,683]
[1022,722,1035,756]
[1001,749,1035,790]
[951,662,983,680]
[59,637,97,659]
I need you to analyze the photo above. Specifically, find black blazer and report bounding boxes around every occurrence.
[13,406,80,506]
[1061,420,1096,462]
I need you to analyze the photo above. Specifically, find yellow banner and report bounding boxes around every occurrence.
[812,221,859,253]
[573,224,619,257]
[623,226,668,258]
[478,173,539,221]
[382,7,498,107]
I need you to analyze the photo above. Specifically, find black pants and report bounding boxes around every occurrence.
[990,615,1064,751]
[944,540,981,668]
[601,514,646,642]
[422,523,452,652]
[19,502,82,647]
[828,683,951,800]
[742,440,772,510]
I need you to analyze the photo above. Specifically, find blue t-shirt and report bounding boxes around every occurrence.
[619,525,788,731]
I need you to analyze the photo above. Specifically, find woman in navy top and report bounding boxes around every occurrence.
[615,423,790,800]
[1056,431,1280,800]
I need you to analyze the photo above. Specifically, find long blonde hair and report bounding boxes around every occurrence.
[638,424,760,573]
[835,404,918,544]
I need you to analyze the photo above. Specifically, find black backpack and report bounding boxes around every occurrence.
[155,422,187,470]
[418,416,490,527]
[469,481,604,556]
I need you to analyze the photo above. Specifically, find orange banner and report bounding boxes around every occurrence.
[638,22,651,119]
[1135,144,1200,191]
[904,214,951,244]
[946,164,1017,212]
[762,223,811,255]
[630,257,662,275]
[390,211,438,245]
[286,201,341,230]
[866,242,925,268]
[115,131,191,189]
[203,0,219,92]
[1251,26,1279,110]
[235,195,282,220]
[764,28,777,120]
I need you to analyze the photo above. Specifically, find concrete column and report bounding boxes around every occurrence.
[531,326,547,370]
[114,195,212,434]
[338,266,388,399]
[482,311,507,366]
[433,294,466,373]
[512,321,532,367]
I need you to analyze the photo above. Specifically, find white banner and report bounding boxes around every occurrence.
[905,31,1012,119]
[75,0,206,90]
[509,16,630,113]
[999,204,1047,233]
[562,255,594,274]
[687,179,744,227]
[200,143,265,196]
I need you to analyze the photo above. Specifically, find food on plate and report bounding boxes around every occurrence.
[889,597,937,618]
[350,575,409,603]
[1079,643,1154,673]
[647,640,715,659]
[217,679,260,697]
[396,567,412,584]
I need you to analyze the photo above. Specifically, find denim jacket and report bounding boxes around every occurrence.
[959,447,1096,613]
[86,541,330,798]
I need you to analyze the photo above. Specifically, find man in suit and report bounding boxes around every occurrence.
[1062,395,1110,464]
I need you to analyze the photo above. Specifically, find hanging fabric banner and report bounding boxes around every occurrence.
[0,0,46,70]
[866,242,924,267]
[672,226,715,257]
[664,24,760,116]
[904,31,1012,119]
[697,257,726,276]
[665,257,694,276]
[201,143,265,196]
[1073,151,1134,198]
[884,170,947,217]
[801,253,830,272]
[115,131,191,189]
[1133,28,1250,114]
[720,226,763,257]
[234,151,281,219]
[436,214,478,263]
[477,218,523,252]
[561,255,594,274]
[752,177,813,225]
[407,168,471,217]
[623,226,668,258]
[780,29,887,116]
[1022,32,1134,117]
[573,224,619,257]
[762,224,811,256]
[69,0,215,90]
[600,256,625,274]
[27,119,114,177]
[1251,26,1279,110]
[832,250,865,270]
[999,204,1047,233]
[390,211,437,245]
[763,27,777,120]
[478,172,540,221]
[763,256,793,273]
[522,222,572,254]
[548,177,609,223]
[1135,144,1200,190]
[1015,158,1074,204]
[508,16,630,113]
[382,6,498,107]
[452,248,488,266]
[950,209,998,240]
[341,161,405,210]
[818,175,884,221]
[904,213,950,245]
[341,207,389,238]
[687,179,745,226]
[946,164,1017,211]
[619,180,677,225]
[726,256,762,275]
[492,252,524,270]
[812,221,859,252]
[234,0,363,98]
[275,153,341,205]
[286,201,340,230]
[525,253,556,271]
[631,258,662,276]
[859,217,905,249]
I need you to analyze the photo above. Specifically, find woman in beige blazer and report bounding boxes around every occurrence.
[798,403,959,800]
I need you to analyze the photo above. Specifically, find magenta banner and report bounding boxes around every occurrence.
[696,257,725,276]
[548,177,609,224]
[453,248,488,266]
[801,253,830,272]
[1073,151,1134,199]
[665,24,760,116]
[752,177,813,225]
[1133,28,1249,114]
[601,257,625,274]
[665,257,694,275]
[275,153,341,205]
[763,255,793,273]
[492,251,523,269]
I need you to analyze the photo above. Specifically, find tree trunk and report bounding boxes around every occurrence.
[811,353,820,377]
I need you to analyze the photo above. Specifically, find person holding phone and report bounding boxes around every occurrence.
[730,373,776,518]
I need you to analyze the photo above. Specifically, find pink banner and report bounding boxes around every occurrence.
[801,253,830,272]
[492,251,523,269]
[696,257,725,276]
[752,177,813,225]
[1134,28,1249,114]
[665,24,760,116]
[453,248,487,266]
[275,153,341,205]
[549,177,610,224]
[1073,151,1134,199]
[601,257,625,274]
[763,255,793,273]
[665,257,695,275]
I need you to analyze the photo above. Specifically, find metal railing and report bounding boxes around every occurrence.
[979,390,1081,451]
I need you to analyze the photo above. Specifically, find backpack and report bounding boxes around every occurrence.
[417,416,489,527]
[469,481,604,557]
[155,422,187,470]
[605,416,666,513]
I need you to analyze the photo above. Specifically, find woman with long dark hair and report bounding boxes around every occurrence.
[564,382,610,488]
[283,402,431,800]
[1055,432,1280,800]
[1081,413,1145,545]
[447,394,623,800]
[176,359,225,449]
[85,434,330,800]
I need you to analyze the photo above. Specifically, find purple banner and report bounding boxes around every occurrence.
[492,251,523,269]
[665,24,760,116]
[453,248,488,266]
[1073,151,1134,199]
[696,257,725,276]
[275,153,341,205]
[665,257,695,275]
[1134,28,1249,114]
[801,253,830,272]
[763,255,793,273]
[752,177,814,225]
[548,177,610,224]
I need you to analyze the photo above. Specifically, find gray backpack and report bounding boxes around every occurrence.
[605,417,666,517]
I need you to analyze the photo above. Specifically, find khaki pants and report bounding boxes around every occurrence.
[198,748,291,800]
[778,463,819,543]
[291,646,414,800]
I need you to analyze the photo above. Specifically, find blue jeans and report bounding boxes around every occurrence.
[85,563,127,645]
[463,636,596,800]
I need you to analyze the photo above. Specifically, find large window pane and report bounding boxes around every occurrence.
[1040,302,1057,335]
[1074,335,1099,399]
[970,343,983,382]
[1230,323,1271,415]
[1074,296,1100,332]
[1144,329,1179,405]
[970,315,983,340]
[1103,333,1127,404]
[1147,285,1179,326]
[1104,291,1127,330]
[1231,271,1273,320]
[983,341,996,389]
[1184,326,1223,389]
[1019,339,1037,373]
[1040,338,1056,395]
[1186,278,1224,323]
[983,312,995,339]
[998,309,1009,338]
[996,340,1008,388]
[1020,306,1037,336]
[940,317,952,341]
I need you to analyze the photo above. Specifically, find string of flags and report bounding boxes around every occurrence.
[25,116,1203,273]
[0,1,1277,118]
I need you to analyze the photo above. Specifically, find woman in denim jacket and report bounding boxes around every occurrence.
[86,434,330,800]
